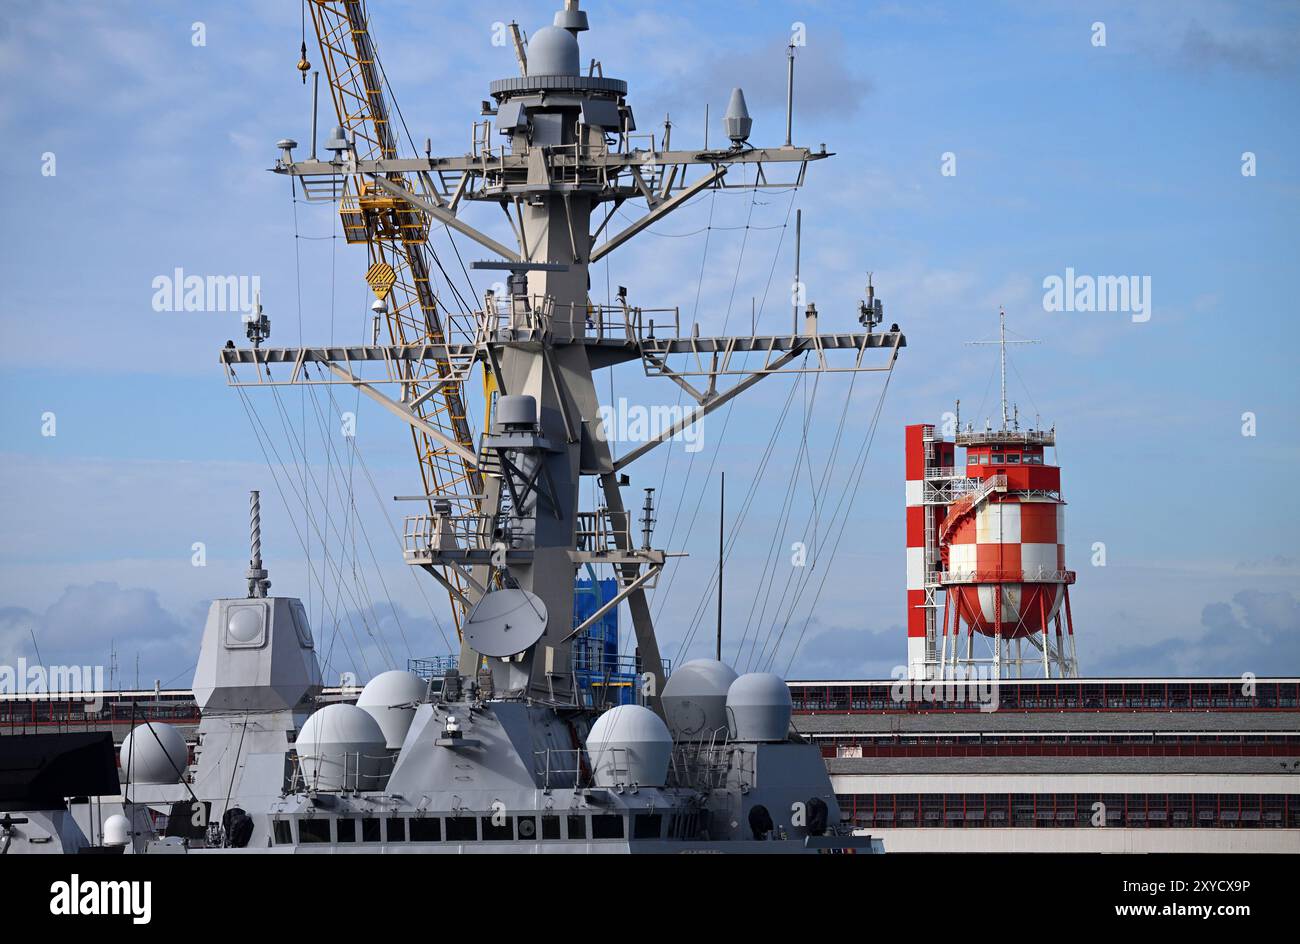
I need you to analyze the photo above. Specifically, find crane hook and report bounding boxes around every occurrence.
[297,41,311,83]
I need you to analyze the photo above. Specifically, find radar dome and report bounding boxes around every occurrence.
[661,659,738,740]
[356,670,426,749]
[585,704,673,788]
[295,703,386,792]
[725,672,792,742]
[528,25,580,76]
[119,722,188,784]
[496,394,537,429]
[102,814,131,847]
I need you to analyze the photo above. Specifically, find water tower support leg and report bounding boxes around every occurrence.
[1063,587,1078,677]
[992,589,1003,678]
[1039,593,1050,677]
[946,592,956,681]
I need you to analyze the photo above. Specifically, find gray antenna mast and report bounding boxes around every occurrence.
[966,307,1038,430]
[246,490,270,599]
[242,0,906,709]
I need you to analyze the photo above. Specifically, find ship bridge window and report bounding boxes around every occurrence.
[592,814,625,840]
[481,816,514,841]
[991,454,1004,464]
[566,815,587,840]
[410,817,441,842]
[446,816,477,842]
[542,815,562,840]
[387,817,406,842]
[272,819,293,845]
[336,818,356,843]
[974,453,988,465]
[298,817,330,843]
[1006,453,1020,463]
[633,813,663,840]
[362,817,381,842]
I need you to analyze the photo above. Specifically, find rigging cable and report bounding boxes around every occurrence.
[672,371,804,663]
[734,370,823,666]
[268,380,399,670]
[302,373,420,662]
[232,386,367,680]
[291,176,313,622]
[236,384,377,681]
[650,184,798,639]
[769,363,896,675]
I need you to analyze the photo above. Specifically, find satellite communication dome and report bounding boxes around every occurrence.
[295,703,387,792]
[356,670,426,749]
[119,722,188,784]
[102,814,131,847]
[661,659,738,740]
[528,25,580,76]
[725,672,793,742]
[585,704,673,788]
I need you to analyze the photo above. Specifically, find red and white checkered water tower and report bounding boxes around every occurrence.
[904,311,1078,680]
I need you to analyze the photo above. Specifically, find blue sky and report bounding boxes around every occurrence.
[1,0,1297,687]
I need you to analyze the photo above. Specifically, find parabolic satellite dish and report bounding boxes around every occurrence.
[464,588,548,658]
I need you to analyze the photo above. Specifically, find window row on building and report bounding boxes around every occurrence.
[838,793,1300,828]
[820,734,1300,759]
[0,696,200,727]
[825,734,1300,746]
[791,681,1300,713]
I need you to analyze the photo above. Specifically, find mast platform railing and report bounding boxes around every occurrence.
[402,512,534,563]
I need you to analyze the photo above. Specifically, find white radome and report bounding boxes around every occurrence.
[585,704,673,788]
[356,670,426,749]
[661,659,738,740]
[527,25,580,76]
[102,814,131,847]
[119,722,188,784]
[295,703,387,792]
[725,672,793,742]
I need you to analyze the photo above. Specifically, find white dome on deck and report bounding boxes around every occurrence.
[356,670,426,749]
[295,703,387,792]
[725,672,793,742]
[585,704,673,788]
[102,814,130,846]
[661,659,737,740]
[120,722,188,784]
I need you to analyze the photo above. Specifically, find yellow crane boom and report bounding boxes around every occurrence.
[307,0,482,636]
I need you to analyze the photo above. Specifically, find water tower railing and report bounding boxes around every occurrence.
[936,568,1077,585]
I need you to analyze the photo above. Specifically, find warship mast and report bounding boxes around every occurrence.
[225,0,904,707]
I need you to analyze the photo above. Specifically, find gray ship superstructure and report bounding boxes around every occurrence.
[6,497,874,853]
[100,514,870,853]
